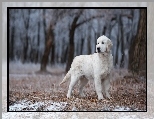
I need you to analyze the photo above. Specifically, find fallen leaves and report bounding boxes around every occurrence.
[9,71,146,111]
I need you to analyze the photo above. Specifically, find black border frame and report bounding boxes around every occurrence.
[7,7,147,112]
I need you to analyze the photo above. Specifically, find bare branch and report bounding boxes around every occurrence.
[75,14,104,28]
[121,14,133,19]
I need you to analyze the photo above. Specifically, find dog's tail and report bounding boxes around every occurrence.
[59,70,71,86]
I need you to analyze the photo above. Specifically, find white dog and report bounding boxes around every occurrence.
[60,35,113,100]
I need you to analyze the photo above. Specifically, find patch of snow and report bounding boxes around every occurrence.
[9,100,67,111]
[112,105,142,111]
[45,102,67,111]
[9,103,27,111]
[113,106,131,111]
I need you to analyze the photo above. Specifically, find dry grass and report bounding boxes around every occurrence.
[9,64,146,111]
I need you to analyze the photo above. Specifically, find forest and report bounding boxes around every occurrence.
[9,8,146,111]
[9,8,146,72]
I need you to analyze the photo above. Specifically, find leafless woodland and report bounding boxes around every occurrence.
[9,8,146,111]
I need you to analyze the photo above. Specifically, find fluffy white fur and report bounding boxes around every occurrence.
[60,35,113,100]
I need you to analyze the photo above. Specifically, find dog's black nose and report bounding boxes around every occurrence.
[97,47,100,52]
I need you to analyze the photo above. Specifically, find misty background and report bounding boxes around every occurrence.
[9,8,140,72]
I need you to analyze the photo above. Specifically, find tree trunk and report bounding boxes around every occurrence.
[65,16,79,72]
[43,9,47,44]
[65,11,104,72]
[64,47,68,63]
[40,24,54,71]
[51,42,55,63]
[22,9,31,63]
[87,27,91,55]
[80,38,84,55]
[115,15,120,67]
[87,36,91,55]
[36,16,40,63]
[102,26,106,35]
[128,9,146,76]
[115,14,125,68]
[23,32,29,63]
[10,21,15,61]
[61,39,68,63]
[115,34,120,67]
[120,15,125,68]
[65,28,76,72]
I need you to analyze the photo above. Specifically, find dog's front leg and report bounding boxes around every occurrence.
[94,76,104,100]
[104,75,111,99]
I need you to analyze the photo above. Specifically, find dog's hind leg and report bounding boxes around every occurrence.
[67,74,80,98]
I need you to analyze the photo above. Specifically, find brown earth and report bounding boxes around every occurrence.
[9,68,146,111]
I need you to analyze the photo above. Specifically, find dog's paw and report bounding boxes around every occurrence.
[106,93,111,99]
[98,95,104,100]
[67,94,71,99]
[79,93,85,97]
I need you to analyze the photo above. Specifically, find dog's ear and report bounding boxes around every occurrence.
[107,39,113,52]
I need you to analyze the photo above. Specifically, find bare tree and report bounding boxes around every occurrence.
[80,38,84,55]
[39,9,68,72]
[40,23,54,72]
[9,9,140,71]
[129,9,146,76]
[112,10,133,68]
[43,9,47,44]
[9,9,16,61]
[21,9,31,63]
[36,9,41,63]
[66,12,81,72]
[65,9,105,72]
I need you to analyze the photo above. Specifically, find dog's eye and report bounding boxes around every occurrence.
[97,43,99,44]
[102,42,104,44]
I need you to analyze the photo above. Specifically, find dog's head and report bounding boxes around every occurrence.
[96,35,113,53]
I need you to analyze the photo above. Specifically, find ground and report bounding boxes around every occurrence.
[8,62,146,111]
